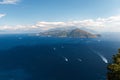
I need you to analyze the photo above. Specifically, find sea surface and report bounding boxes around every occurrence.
[0,34,120,80]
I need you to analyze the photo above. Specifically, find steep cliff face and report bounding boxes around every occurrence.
[38,28,99,38]
[67,28,97,38]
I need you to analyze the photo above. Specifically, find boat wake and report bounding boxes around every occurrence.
[91,49,108,64]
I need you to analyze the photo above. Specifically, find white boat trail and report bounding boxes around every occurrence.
[77,58,82,62]
[63,57,68,62]
[91,49,108,64]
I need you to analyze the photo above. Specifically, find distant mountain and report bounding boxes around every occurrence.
[37,28,99,38]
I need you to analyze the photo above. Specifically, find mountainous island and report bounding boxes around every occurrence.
[37,28,100,38]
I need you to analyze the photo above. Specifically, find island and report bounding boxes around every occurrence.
[37,28,99,38]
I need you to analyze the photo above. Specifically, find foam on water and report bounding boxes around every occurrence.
[91,49,108,64]
[63,57,68,62]
[77,58,82,62]
[97,53,108,64]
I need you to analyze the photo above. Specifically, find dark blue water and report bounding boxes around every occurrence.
[0,34,120,80]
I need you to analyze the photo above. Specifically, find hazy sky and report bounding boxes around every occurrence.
[0,0,120,33]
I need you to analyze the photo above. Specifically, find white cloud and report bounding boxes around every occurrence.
[34,20,105,32]
[0,14,6,18]
[1,15,120,33]
[0,0,19,4]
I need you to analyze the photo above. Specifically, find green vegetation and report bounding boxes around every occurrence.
[107,49,120,80]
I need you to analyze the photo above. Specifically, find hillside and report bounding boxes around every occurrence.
[107,49,120,80]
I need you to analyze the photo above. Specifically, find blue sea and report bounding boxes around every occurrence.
[0,34,120,80]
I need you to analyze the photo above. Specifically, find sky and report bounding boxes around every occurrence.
[1,0,120,33]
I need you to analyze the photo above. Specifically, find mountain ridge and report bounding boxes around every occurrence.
[37,28,100,38]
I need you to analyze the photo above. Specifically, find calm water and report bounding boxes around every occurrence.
[0,34,120,80]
